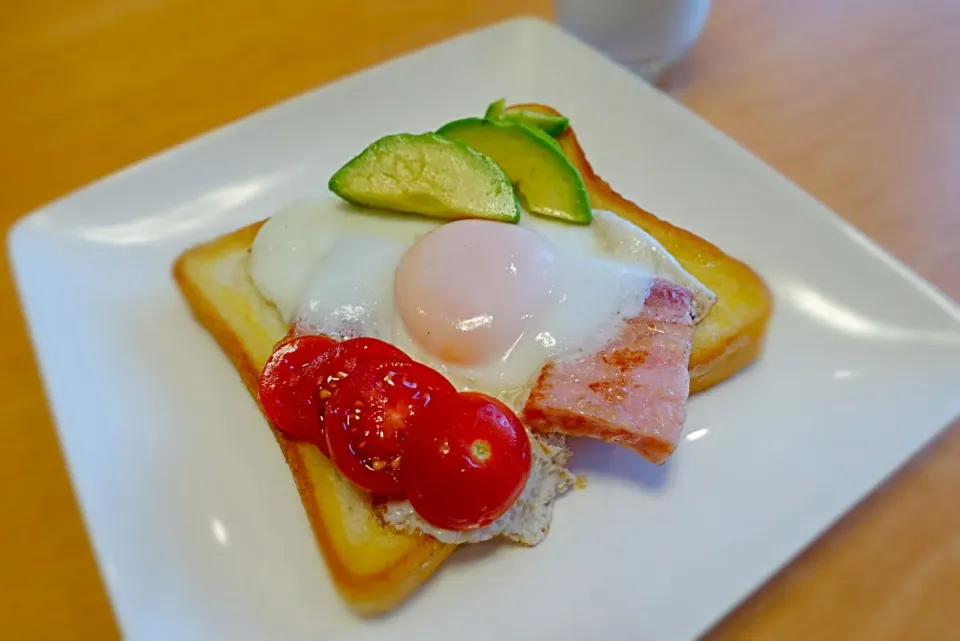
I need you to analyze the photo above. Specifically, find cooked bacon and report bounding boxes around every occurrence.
[522,279,696,464]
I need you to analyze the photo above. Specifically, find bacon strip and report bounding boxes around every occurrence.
[522,279,696,464]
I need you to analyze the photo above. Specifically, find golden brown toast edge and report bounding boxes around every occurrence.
[171,103,773,615]
[173,223,455,616]
[510,103,774,393]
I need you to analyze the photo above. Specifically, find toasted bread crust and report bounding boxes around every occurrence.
[171,103,772,615]
[510,104,773,393]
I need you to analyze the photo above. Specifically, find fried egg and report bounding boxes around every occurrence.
[249,199,714,400]
[248,198,714,544]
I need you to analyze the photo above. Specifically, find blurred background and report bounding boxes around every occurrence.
[1,1,958,639]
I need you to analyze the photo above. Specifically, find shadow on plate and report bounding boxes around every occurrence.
[442,536,512,568]
[378,536,516,620]
[566,437,675,491]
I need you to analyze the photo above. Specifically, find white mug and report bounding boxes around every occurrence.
[555,0,712,81]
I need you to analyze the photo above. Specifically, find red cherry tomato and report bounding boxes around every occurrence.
[402,392,531,531]
[258,334,338,448]
[325,360,455,494]
[313,337,411,439]
[260,336,408,455]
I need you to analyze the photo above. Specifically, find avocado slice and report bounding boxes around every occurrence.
[436,118,591,224]
[483,99,569,137]
[328,132,520,223]
[502,110,569,137]
[484,98,507,120]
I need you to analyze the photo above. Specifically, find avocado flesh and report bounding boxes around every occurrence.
[436,118,591,224]
[328,132,520,223]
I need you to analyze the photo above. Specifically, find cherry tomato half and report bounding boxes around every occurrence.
[325,360,456,494]
[260,335,407,455]
[402,392,532,531]
[313,337,411,446]
[258,334,338,448]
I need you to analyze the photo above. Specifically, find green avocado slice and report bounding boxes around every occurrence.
[484,99,570,136]
[504,110,570,136]
[436,118,591,224]
[328,132,520,223]
[483,98,507,120]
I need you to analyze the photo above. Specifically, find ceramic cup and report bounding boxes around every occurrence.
[555,0,712,82]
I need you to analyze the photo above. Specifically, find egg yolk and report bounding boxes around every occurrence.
[394,219,557,366]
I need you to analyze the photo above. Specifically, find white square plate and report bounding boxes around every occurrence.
[9,18,960,641]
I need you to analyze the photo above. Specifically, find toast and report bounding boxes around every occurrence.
[172,103,772,615]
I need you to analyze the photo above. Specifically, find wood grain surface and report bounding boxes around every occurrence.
[1,1,957,639]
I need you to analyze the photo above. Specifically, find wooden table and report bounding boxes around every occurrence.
[1,1,957,638]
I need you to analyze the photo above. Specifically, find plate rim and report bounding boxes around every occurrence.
[8,15,960,641]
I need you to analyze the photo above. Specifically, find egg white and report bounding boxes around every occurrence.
[249,199,715,403]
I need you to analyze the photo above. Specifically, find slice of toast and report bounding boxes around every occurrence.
[172,103,772,615]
